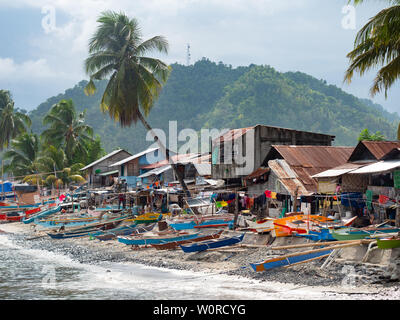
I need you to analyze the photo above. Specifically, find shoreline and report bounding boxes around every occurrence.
[1,221,400,299]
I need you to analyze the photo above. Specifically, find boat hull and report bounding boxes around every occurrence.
[250,249,333,272]
[179,233,245,253]
[117,232,200,246]
[377,238,400,250]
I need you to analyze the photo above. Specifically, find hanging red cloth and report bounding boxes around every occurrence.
[379,195,389,204]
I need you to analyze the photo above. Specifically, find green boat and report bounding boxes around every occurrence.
[331,225,400,241]
[377,237,400,250]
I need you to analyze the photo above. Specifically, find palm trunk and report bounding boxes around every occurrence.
[137,111,191,197]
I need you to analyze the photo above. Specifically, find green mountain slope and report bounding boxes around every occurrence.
[28,58,399,154]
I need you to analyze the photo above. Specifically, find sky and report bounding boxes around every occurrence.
[0,0,399,114]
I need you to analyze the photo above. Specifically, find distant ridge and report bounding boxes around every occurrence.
[28,58,399,154]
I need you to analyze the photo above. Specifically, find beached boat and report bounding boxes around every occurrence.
[271,214,334,237]
[296,228,336,242]
[246,218,275,233]
[377,236,400,250]
[331,224,400,241]
[151,230,224,250]
[23,205,62,224]
[117,231,200,246]
[168,215,234,231]
[91,223,156,241]
[179,233,245,253]
[125,212,163,224]
[47,214,130,239]
[250,249,333,272]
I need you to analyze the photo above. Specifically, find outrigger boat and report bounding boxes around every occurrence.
[377,236,400,249]
[125,212,163,224]
[47,214,131,239]
[179,233,245,253]
[250,249,334,272]
[117,231,200,246]
[331,223,400,241]
[91,223,156,241]
[151,230,224,250]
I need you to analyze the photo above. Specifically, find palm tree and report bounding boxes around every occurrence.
[0,90,31,150]
[3,132,40,178]
[38,145,86,188]
[345,0,400,141]
[84,11,191,196]
[41,99,94,165]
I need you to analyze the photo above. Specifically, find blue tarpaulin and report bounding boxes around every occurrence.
[0,182,12,193]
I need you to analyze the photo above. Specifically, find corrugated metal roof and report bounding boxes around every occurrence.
[141,153,199,169]
[271,145,354,169]
[138,165,172,178]
[361,141,400,160]
[349,160,400,174]
[110,147,159,167]
[268,159,311,196]
[81,149,131,171]
[193,163,211,176]
[245,167,270,180]
[266,146,354,195]
[213,127,255,143]
[312,163,366,178]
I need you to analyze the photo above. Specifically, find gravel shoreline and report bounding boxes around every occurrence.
[2,222,400,299]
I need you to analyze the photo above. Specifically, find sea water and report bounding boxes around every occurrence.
[0,233,384,300]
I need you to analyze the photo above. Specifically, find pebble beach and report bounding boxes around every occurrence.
[1,221,400,300]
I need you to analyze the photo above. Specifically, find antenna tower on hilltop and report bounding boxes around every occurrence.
[186,43,191,66]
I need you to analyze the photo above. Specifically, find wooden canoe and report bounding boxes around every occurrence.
[151,230,224,250]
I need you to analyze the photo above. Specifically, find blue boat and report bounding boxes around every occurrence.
[117,232,201,246]
[296,228,336,242]
[179,233,245,253]
[23,206,61,224]
[169,219,233,231]
[250,249,333,272]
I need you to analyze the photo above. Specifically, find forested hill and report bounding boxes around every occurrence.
[29,58,399,154]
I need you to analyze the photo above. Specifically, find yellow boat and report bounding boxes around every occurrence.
[272,214,333,237]
[126,212,164,224]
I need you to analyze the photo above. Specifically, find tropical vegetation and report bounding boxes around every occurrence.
[28,59,400,155]
[83,11,191,196]
[1,94,105,189]
[346,0,400,140]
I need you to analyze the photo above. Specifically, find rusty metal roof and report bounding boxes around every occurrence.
[213,127,255,144]
[245,167,270,180]
[361,141,400,160]
[266,146,354,195]
[268,159,311,196]
[270,145,354,169]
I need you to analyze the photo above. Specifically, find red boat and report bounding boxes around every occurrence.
[0,207,43,222]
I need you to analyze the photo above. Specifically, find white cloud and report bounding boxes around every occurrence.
[0,57,65,80]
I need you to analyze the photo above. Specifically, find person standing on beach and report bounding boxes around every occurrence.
[118,193,126,209]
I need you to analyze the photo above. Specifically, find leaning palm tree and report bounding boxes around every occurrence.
[345,0,400,141]
[345,0,400,96]
[84,11,191,196]
[41,99,94,165]
[0,90,31,150]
